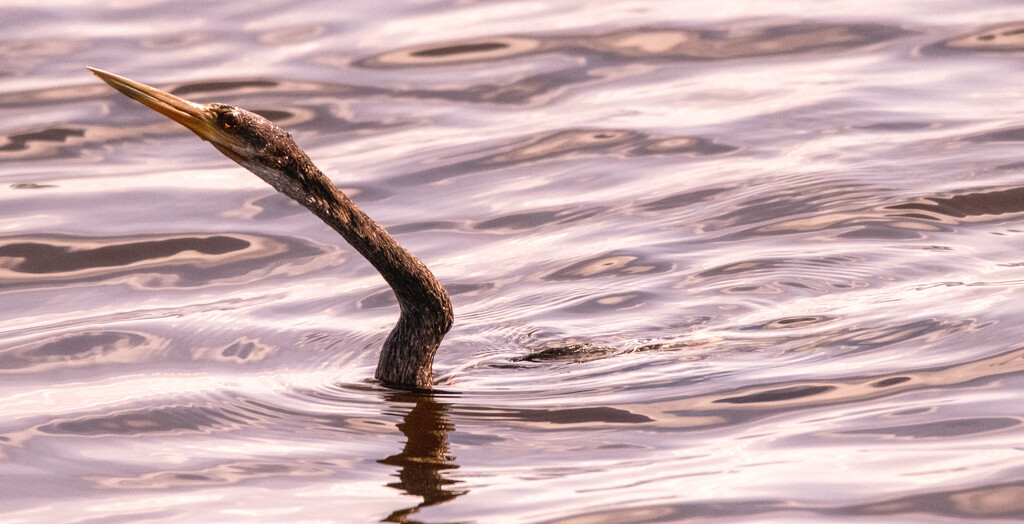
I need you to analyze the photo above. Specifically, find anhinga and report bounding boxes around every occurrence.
[89,67,453,389]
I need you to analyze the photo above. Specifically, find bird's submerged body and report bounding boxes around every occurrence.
[88,67,452,389]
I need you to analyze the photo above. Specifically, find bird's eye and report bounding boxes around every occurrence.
[221,112,240,130]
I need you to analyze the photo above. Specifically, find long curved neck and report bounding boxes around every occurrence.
[300,170,453,389]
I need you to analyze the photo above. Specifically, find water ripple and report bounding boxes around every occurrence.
[357,23,912,68]
[0,233,326,290]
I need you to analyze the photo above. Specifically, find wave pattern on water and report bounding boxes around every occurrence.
[5,4,1024,523]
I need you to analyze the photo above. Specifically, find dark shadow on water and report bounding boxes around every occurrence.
[886,186,1024,220]
[924,21,1024,54]
[0,233,326,290]
[378,392,465,523]
[0,236,248,274]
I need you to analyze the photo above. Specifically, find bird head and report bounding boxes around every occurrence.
[88,67,316,202]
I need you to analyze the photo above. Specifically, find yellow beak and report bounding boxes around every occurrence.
[88,67,226,146]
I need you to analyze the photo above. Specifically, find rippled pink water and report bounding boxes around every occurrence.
[5,2,1024,522]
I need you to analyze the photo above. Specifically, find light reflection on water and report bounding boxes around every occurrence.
[5,1,1024,522]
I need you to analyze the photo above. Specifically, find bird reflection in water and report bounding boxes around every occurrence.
[378,392,465,522]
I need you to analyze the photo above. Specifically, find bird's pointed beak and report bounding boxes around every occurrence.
[88,67,222,144]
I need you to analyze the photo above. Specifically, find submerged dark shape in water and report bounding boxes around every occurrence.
[88,67,453,389]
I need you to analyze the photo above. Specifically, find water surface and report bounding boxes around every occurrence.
[5,1,1024,522]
